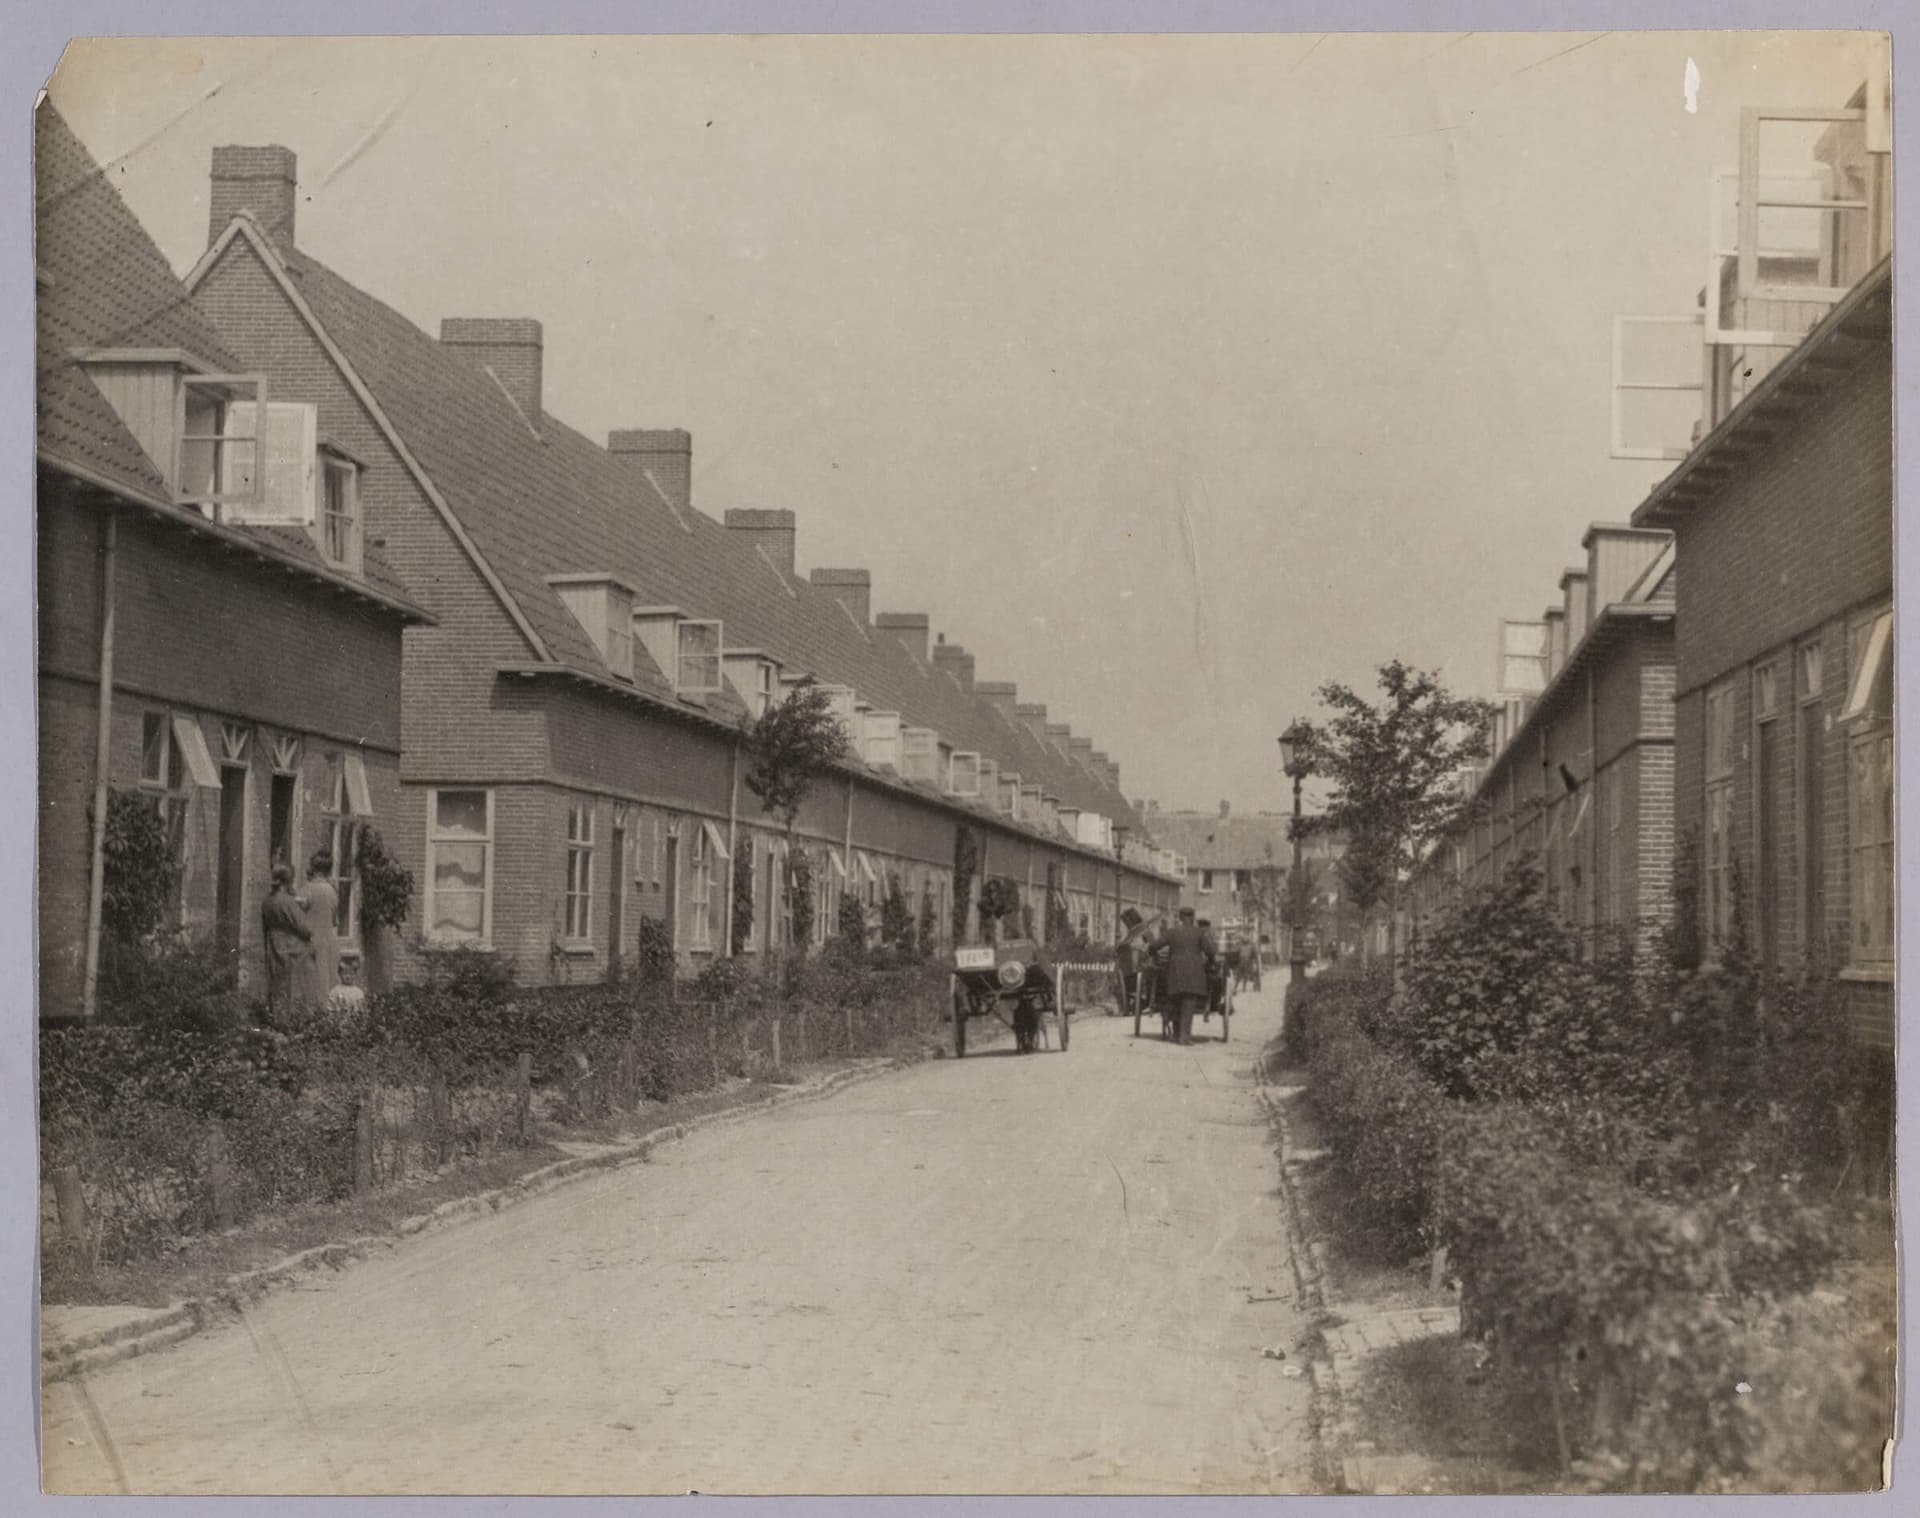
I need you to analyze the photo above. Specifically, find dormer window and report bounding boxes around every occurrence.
[949,752,981,797]
[978,757,999,802]
[552,575,638,681]
[724,649,781,719]
[632,607,723,696]
[863,712,902,769]
[816,685,858,745]
[999,772,1021,815]
[677,620,723,694]
[901,727,940,783]
[179,374,266,513]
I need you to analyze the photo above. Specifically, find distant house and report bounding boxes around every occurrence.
[183,141,1178,982]
[1408,524,1678,950]
[1144,804,1348,958]
[35,107,429,1019]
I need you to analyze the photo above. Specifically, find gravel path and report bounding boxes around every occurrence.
[42,984,1313,1495]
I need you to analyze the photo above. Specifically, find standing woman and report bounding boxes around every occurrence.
[261,864,312,1024]
[297,850,340,1013]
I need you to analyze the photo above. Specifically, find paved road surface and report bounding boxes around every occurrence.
[43,983,1314,1495]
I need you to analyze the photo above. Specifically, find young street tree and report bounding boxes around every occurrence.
[743,679,851,946]
[1302,660,1494,965]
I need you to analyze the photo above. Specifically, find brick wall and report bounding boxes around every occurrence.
[1671,359,1892,700]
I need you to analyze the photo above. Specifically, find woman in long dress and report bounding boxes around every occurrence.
[295,850,340,1012]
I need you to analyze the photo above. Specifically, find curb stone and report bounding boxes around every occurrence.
[41,1052,921,1386]
[1256,1059,1360,1496]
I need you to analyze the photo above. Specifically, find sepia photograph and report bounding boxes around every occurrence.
[28,20,1898,1498]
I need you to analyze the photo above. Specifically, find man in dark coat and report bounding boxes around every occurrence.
[1152,907,1217,1046]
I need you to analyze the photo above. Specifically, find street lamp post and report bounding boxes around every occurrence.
[1278,722,1313,987]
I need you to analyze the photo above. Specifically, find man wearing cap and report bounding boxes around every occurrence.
[1152,906,1217,1046]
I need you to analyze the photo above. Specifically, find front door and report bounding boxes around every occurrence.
[215,766,247,976]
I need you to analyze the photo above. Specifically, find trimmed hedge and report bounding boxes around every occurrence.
[1297,961,1877,1490]
[41,958,953,1269]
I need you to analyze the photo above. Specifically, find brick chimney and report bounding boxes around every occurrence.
[1069,737,1096,771]
[976,681,1018,724]
[810,568,871,625]
[1106,762,1123,793]
[1045,722,1073,756]
[442,318,543,420]
[723,508,795,576]
[930,644,973,692]
[209,144,297,250]
[610,429,692,516]
[1016,703,1049,744]
[875,612,930,662]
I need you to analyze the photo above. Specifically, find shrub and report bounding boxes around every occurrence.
[96,932,253,1036]
[835,894,867,957]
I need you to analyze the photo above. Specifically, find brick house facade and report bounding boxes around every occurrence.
[35,107,427,1020]
[1410,525,1679,953]
[1633,263,1894,1050]
[183,144,1178,986]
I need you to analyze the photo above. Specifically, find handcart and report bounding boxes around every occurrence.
[949,939,1064,1057]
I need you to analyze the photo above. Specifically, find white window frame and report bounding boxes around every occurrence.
[950,751,982,797]
[1843,611,1894,969]
[564,800,595,945]
[740,835,759,950]
[175,373,266,515]
[1737,105,1871,304]
[1609,314,1706,462]
[319,452,360,570]
[689,821,714,948]
[321,753,367,947]
[676,619,724,694]
[426,787,495,948]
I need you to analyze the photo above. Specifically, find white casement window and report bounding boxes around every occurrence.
[175,375,267,515]
[863,711,902,769]
[139,713,192,918]
[319,453,360,570]
[950,752,982,797]
[977,758,999,802]
[677,621,723,694]
[814,852,835,947]
[322,753,372,943]
[689,822,715,947]
[1704,680,1737,953]
[427,788,494,946]
[901,728,939,783]
[220,399,322,529]
[564,801,595,943]
[755,661,775,719]
[999,775,1020,815]
[1843,611,1894,968]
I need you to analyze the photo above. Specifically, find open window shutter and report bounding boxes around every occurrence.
[225,402,316,525]
[171,716,221,788]
[343,752,374,817]
[700,819,732,861]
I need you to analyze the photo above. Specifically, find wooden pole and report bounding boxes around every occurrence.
[206,1123,236,1230]
[80,511,118,1021]
[51,1165,92,1254]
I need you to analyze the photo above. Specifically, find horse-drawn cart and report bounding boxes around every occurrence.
[949,939,1064,1056]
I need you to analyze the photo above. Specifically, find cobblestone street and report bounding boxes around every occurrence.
[42,987,1316,1495]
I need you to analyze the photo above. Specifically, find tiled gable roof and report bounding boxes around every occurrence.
[1145,813,1294,870]
[261,236,1148,841]
[35,105,424,620]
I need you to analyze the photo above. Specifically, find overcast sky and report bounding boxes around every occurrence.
[47,30,1879,814]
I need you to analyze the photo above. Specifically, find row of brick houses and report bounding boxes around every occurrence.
[1406,83,1892,1059]
[1142,803,1353,960]
[35,109,1181,1021]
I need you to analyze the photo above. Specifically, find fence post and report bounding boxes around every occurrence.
[51,1165,92,1255]
[515,1052,533,1144]
[771,1016,783,1072]
[353,1096,374,1196]
[205,1122,236,1230]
